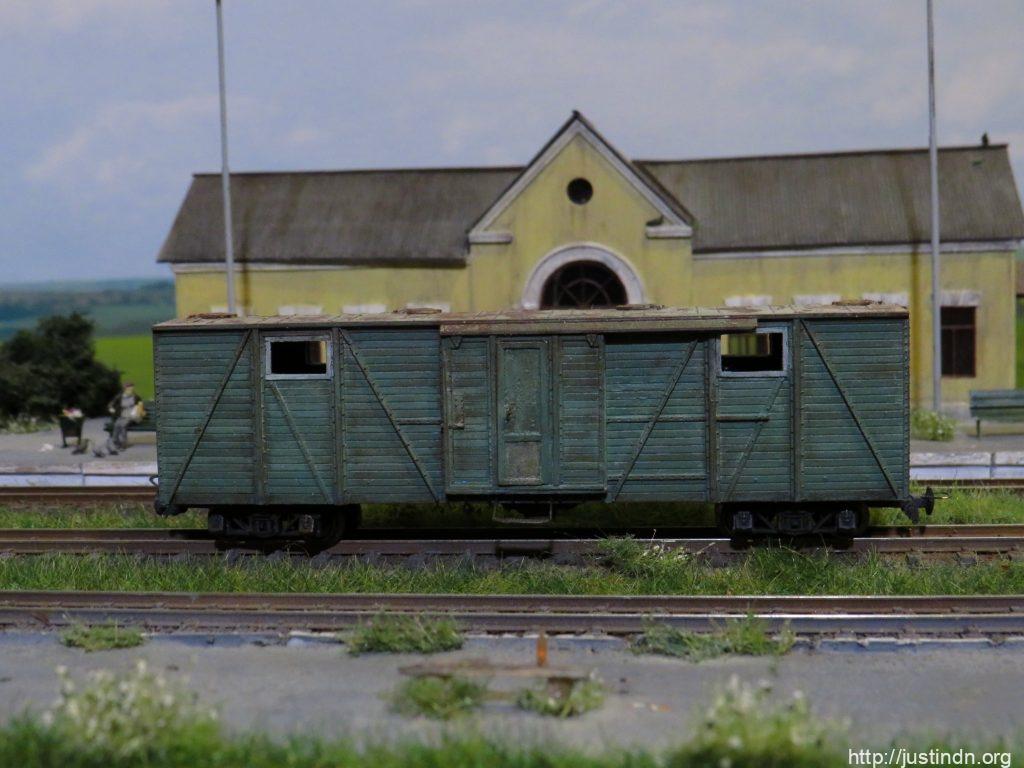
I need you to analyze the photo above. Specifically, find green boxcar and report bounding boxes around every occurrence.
[153,305,928,539]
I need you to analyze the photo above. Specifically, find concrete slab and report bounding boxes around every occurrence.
[0,633,1021,748]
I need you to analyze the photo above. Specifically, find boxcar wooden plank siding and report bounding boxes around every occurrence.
[717,375,793,501]
[605,337,708,501]
[556,336,605,489]
[798,319,908,500]
[342,329,443,502]
[155,331,256,506]
[154,306,915,524]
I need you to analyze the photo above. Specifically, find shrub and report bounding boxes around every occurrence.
[910,409,956,442]
[41,660,218,761]
[673,675,844,768]
[516,676,605,718]
[389,675,488,720]
[346,614,463,655]
[0,313,121,420]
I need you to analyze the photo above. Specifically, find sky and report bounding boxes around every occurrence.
[1,0,1022,284]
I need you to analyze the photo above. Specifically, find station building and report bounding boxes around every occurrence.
[158,113,1024,408]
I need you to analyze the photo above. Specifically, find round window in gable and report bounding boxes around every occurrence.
[567,177,593,205]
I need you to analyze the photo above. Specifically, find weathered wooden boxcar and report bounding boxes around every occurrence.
[153,305,931,539]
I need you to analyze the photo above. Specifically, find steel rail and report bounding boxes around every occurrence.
[0,487,155,504]
[1,591,1022,635]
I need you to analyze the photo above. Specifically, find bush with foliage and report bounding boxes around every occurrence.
[0,313,121,419]
[910,409,957,441]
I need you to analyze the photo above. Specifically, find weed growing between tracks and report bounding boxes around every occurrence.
[60,622,145,652]
[3,549,1024,595]
[346,614,463,655]
[632,615,795,661]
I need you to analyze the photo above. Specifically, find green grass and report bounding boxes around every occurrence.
[516,677,605,718]
[873,488,1024,525]
[389,676,488,720]
[0,504,202,529]
[94,335,154,400]
[346,614,463,655]
[60,622,145,652]
[631,615,795,661]
[3,548,1024,596]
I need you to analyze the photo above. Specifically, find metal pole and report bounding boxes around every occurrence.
[927,0,941,410]
[216,0,237,314]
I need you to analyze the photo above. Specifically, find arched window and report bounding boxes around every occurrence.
[540,261,628,309]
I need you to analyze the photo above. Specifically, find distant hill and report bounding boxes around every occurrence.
[0,278,175,340]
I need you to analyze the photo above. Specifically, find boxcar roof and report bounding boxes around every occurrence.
[154,303,908,334]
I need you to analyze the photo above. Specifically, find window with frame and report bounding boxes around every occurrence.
[266,338,331,378]
[720,330,786,374]
[940,306,976,377]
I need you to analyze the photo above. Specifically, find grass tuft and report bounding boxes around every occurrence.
[3,548,1024,596]
[632,615,795,661]
[516,677,605,718]
[346,614,463,655]
[389,675,488,720]
[59,622,145,652]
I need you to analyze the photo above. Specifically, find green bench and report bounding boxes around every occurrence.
[104,400,157,441]
[969,390,1024,437]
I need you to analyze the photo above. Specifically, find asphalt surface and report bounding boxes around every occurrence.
[0,417,156,468]
[0,633,1022,749]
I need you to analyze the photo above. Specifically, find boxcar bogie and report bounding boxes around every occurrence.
[153,305,930,543]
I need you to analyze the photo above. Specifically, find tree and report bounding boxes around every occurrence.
[0,313,121,419]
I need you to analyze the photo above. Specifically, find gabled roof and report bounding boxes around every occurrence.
[468,111,693,236]
[643,145,1024,252]
[157,115,1024,267]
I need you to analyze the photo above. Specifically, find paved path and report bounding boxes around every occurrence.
[0,634,1021,748]
[0,418,155,469]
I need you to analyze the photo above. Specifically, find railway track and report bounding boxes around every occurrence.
[1,590,1022,636]
[1,525,1023,558]
[0,486,156,504]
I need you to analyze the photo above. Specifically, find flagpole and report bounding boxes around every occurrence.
[216,0,237,314]
[927,0,941,410]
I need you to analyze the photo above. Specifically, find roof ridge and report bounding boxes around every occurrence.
[192,165,524,178]
[638,144,1009,165]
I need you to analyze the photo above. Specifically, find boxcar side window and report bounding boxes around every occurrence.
[266,337,331,378]
[720,329,786,375]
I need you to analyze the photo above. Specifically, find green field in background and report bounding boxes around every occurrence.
[94,334,154,400]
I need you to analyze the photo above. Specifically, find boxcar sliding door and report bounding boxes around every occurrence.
[442,334,604,495]
[495,339,550,486]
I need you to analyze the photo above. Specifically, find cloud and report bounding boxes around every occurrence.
[26,96,221,189]
[0,0,172,34]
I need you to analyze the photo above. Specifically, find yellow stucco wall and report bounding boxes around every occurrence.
[171,130,1016,408]
[693,250,1016,405]
[465,133,691,309]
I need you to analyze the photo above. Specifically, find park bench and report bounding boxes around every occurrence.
[969,390,1024,437]
[104,400,157,443]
